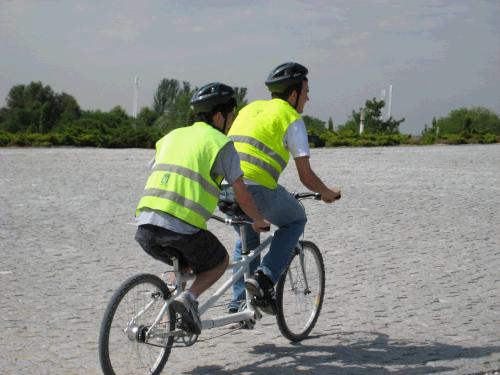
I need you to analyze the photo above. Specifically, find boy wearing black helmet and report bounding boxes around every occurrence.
[228,63,341,316]
[135,82,270,334]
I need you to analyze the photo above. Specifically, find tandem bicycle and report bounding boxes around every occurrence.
[98,192,326,375]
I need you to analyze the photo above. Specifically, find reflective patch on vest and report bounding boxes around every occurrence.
[160,173,170,185]
[153,163,219,198]
[230,135,287,171]
[237,152,280,181]
[142,188,212,220]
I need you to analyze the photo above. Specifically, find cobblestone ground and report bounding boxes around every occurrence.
[0,144,499,375]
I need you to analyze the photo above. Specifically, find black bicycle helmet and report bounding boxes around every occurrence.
[190,82,235,114]
[265,62,308,94]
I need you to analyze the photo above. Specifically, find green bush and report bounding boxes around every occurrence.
[0,132,12,146]
[321,132,412,147]
[440,134,467,144]
[479,133,497,144]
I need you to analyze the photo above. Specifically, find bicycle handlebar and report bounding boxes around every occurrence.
[293,192,322,200]
[212,191,322,226]
[210,214,253,226]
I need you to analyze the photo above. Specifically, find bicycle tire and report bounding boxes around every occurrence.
[99,273,175,375]
[275,240,325,342]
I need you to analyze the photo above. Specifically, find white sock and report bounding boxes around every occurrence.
[187,291,197,301]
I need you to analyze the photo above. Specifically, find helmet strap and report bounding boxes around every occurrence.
[293,82,302,110]
[222,115,228,134]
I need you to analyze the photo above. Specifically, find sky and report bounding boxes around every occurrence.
[1,0,499,134]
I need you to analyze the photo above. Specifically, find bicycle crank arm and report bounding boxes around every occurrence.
[201,310,256,329]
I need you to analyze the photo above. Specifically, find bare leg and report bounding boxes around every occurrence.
[189,254,229,298]
[165,267,191,290]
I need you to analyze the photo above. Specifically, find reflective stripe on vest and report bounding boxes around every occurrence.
[228,99,300,189]
[229,135,287,171]
[135,122,229,229]
[236,151,280,182]
[142,188,212,220]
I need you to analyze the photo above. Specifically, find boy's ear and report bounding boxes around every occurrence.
[212,112,222,123]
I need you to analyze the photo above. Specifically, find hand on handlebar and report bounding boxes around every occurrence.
[321,187,341,203]
[252,218,271,233]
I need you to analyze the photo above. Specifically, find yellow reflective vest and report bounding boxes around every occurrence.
[228,99,301,189]
[136,122,230,229]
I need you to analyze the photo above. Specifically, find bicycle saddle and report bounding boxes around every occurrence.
[218,185,251,221]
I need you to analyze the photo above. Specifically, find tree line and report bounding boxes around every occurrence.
[0,80,499,147]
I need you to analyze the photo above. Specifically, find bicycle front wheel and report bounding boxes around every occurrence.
[276,241,325,342]
[99,273,175,375]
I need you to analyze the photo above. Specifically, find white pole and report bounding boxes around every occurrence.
[133,76,139,118]
[359,109,365,134]
[380,89,386,120]
[387,84,393,119]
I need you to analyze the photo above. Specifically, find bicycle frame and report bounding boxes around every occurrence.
[144,226,284,340]
[143,192,322,341]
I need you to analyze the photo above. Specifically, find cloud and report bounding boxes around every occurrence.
[191,26,206,33]
[296,0,344,20]
[0,1,31,38]
[376,3,469,33]
[378,15,445,32]
[335,31,371,47]
[98,15,139,43]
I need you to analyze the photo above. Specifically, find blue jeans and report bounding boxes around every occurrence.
[229,184,307,310]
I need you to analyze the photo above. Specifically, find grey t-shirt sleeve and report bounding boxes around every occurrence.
[211,142,243,185]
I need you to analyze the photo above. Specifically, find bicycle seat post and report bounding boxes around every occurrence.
[171,257,183,292]
[239,224,249,255]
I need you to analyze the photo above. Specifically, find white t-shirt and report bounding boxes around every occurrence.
[284,118,310,158]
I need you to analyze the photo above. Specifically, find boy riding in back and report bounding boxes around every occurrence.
[135,83,270,334]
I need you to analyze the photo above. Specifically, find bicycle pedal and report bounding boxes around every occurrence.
[251,296,267,307]
[177,322,193,333]
[250,296,276,316]
[241,320,255,330]
[173,332,198,347]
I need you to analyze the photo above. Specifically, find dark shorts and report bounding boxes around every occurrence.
[135,224,228,274]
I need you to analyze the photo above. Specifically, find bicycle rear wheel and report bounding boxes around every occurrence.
[276,241,325,342]
[99,273,175,375]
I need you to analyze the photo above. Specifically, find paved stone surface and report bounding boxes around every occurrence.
[0,144,499,375]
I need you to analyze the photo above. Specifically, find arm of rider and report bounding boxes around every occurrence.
[294,156,341,203]
[231,177,271,232]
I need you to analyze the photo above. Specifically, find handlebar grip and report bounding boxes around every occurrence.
[293,192,322,200]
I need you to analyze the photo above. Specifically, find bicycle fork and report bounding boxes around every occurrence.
[287,243,311,294]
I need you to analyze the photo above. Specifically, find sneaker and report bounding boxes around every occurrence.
[170,291,202,335]
[244,272,277,316]
[227,306,239,314]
